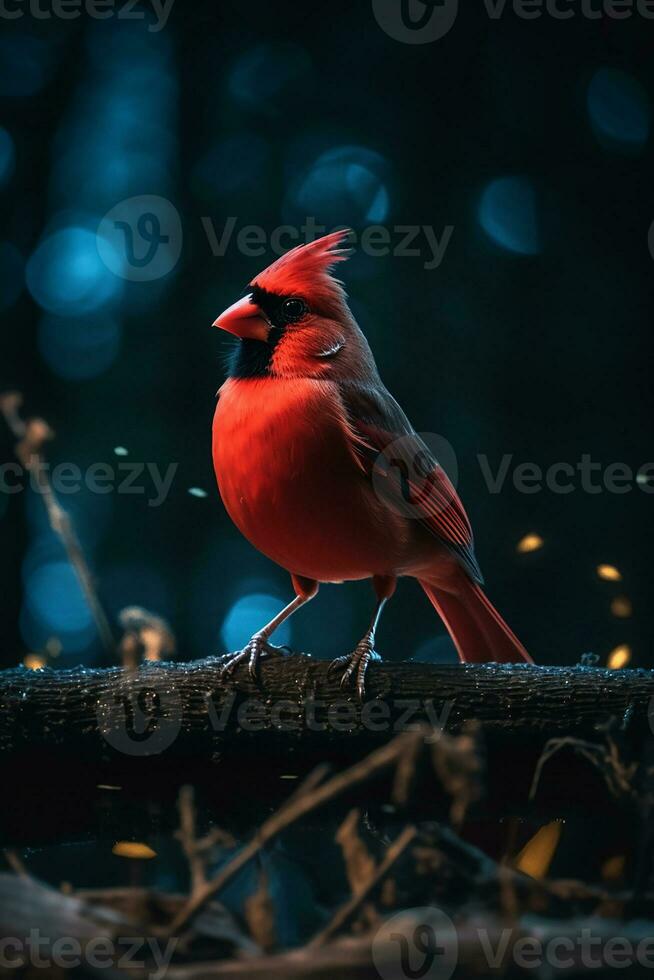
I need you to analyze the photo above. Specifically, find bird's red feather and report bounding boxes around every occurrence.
[252,229,351,313]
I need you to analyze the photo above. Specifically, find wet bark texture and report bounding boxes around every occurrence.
[1,656,652,753]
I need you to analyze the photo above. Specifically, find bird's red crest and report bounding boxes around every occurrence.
[251,229,352,310]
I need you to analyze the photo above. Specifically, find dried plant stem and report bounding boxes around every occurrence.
[177,787,207,893]
[0,391,115,658]
[3,850,29,878]
[309,824,418,948]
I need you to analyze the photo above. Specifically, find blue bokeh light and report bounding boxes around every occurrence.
[38,313,122,380]
[52,75,177,207]
[0,242,24,311]
[26,226,123,316]
[22,560,95,652]
[42,19,178,319]
[479,176,541,255]
[228,42,312,112]
[51,24,176,204]
[285,145,390,227]
[0,127,15,185]
[221,593,291,652]
[587,68,650,150]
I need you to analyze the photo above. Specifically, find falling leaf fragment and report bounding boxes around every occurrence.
[516,533,544,554]
[515,821,562,879]
[112,841,157,860]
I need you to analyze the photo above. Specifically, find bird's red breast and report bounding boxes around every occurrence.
[212,375,437,583]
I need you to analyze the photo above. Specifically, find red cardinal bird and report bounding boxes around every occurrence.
[212,230,532,695]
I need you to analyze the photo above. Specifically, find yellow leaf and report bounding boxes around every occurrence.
[515,822,562,879]
[112,841,156,860]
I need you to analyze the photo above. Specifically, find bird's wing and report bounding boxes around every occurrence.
[339,382,483,584]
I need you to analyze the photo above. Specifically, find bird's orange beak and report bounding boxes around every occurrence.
[213,295,270,342]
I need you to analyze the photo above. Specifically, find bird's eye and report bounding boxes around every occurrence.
[281,297,307,322]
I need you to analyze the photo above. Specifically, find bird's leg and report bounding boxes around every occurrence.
[221,577,318,681]
[329,598,386,699]
[330,576,396,699]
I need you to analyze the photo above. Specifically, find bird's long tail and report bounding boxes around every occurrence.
[419,574,533,664]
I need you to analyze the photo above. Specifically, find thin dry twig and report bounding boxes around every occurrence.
[3,849,29,879]
[0,390,115,658]
[244,868,276,953]
[176,786,236,897]
[430,725,483,827]
[530,736,637,802]
[308,825,418,948]
[336,809,376,897]
[177,787,207,894]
